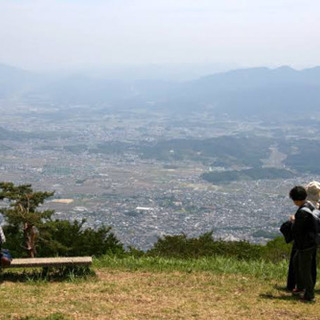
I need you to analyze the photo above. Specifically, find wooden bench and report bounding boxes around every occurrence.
[4,256,92,268]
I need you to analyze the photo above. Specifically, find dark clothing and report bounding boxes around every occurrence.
[292,202,318,250]
[287,242,317,290]
[291,201,318,298]
[287,243,296,291]
[280,220,294,244]
[293,246,317,299]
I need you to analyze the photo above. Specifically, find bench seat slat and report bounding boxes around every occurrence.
[6,257,92,268]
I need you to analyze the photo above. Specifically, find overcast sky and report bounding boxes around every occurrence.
[0,0,319,72]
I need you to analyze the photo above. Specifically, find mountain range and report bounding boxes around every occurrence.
[1,63,320,119]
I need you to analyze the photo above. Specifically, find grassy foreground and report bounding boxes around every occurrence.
[1,256,320,320]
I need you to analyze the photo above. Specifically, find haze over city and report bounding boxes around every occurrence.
[1,0,320,248]
[0,0,319,77]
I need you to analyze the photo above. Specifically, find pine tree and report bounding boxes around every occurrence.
[0,182,54,257]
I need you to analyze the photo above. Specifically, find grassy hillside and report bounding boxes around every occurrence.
[1,256,320,320]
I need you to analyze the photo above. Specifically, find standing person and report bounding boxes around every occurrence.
[290,186,318,302]
[286,181,320,291]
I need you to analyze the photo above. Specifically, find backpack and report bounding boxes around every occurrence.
[280,220,294,243]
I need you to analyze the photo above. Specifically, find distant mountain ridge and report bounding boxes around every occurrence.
[165,66,320,117]
[1,63,320,118]
[0,64,42,98]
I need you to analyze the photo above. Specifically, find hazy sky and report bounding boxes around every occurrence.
[0,0,319,71]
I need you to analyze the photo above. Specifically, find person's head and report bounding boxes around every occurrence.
[289,186,307,207]
[305,181,320,206]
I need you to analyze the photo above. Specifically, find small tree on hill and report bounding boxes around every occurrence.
[0,182,54,257]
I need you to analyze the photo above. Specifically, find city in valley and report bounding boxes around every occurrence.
[0,99,319,250]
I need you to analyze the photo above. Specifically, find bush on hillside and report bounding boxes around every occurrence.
[146,232,296,263]
[3,219,124,258]
[147,232,263,260]
[261,236,292,263]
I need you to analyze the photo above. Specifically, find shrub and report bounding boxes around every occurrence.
[261,236,292,263]
[3,219,124,258]
[147,232,263,260]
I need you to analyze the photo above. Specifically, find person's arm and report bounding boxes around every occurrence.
[291,209,306,236]
[0,225,6,244]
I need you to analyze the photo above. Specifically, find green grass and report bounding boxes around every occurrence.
[2,256,320,320]
[94,255,288,280]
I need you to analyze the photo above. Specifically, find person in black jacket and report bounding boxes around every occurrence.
[285,182,320,291]
[289,186,318,302]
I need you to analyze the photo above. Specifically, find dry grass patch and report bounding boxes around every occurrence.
[1,269,320,319]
